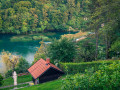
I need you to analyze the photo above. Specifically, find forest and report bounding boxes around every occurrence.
[0,0,90,34]
[0,0,120,89]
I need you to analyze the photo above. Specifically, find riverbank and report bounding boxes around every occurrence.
[0,31,78,68]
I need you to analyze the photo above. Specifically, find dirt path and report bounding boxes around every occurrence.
[0,81,33,89]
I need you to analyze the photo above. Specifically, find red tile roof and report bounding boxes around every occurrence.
[28,58,62,79]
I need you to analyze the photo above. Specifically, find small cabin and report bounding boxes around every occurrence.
[28,58,64,84]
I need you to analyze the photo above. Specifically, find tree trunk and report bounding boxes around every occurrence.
[105,32,111,59]
[105,35,109,59]
[95,29,99,60]
[12,63,15,71]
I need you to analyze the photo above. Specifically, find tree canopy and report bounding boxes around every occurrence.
[47,38,76,62]
[0,0,90,34]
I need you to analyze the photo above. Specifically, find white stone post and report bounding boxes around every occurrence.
[13,71,17,86]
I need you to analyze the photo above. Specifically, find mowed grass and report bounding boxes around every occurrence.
[18,76,65,90]
[1,74,32,87]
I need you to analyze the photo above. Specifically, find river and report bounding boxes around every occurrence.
[0,32,76,66]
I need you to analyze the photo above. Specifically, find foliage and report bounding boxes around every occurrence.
[47,38,76,63]
[60,60,120,74]
[0,0,90,34]
[5,69,13,78]
[33,41,47,64]
[110,38,120,55]
[75,39,95,62]
[5,57,29,78]
[88,0,120,59]
[16,57,29,73]
[1,51,19,71]
[0,74,3,86]
[62,61,120,90]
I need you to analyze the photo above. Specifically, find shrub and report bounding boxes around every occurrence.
[62,61,120,90]
[16,57,30,73]
[0,74,3,86]
[5,70,13,78]
[60,60,120,74]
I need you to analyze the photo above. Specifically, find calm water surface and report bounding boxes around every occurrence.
[0,32,76,67]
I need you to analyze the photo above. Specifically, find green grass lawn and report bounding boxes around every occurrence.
[2,74,32,87]
[1,75,65,90]
[18,76,65,90]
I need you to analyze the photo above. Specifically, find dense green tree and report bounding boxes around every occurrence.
[47,38,76,62]
[88,0,120,59]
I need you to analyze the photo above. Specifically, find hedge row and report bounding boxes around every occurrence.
[60,60,120,74]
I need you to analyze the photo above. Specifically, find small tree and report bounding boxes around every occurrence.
[47,38,76,62]
[5,57,29,77]
[1,51,19,71]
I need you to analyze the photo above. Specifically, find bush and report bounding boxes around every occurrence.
[60,60,120,74]
[16,57,30,73]
[5,70,13,78]
[0,74,3,86]
[47,38,76,62]
[62,61,120,90]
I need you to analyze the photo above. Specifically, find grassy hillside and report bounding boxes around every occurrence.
[2,74,32,87]
[19,77,64,90]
